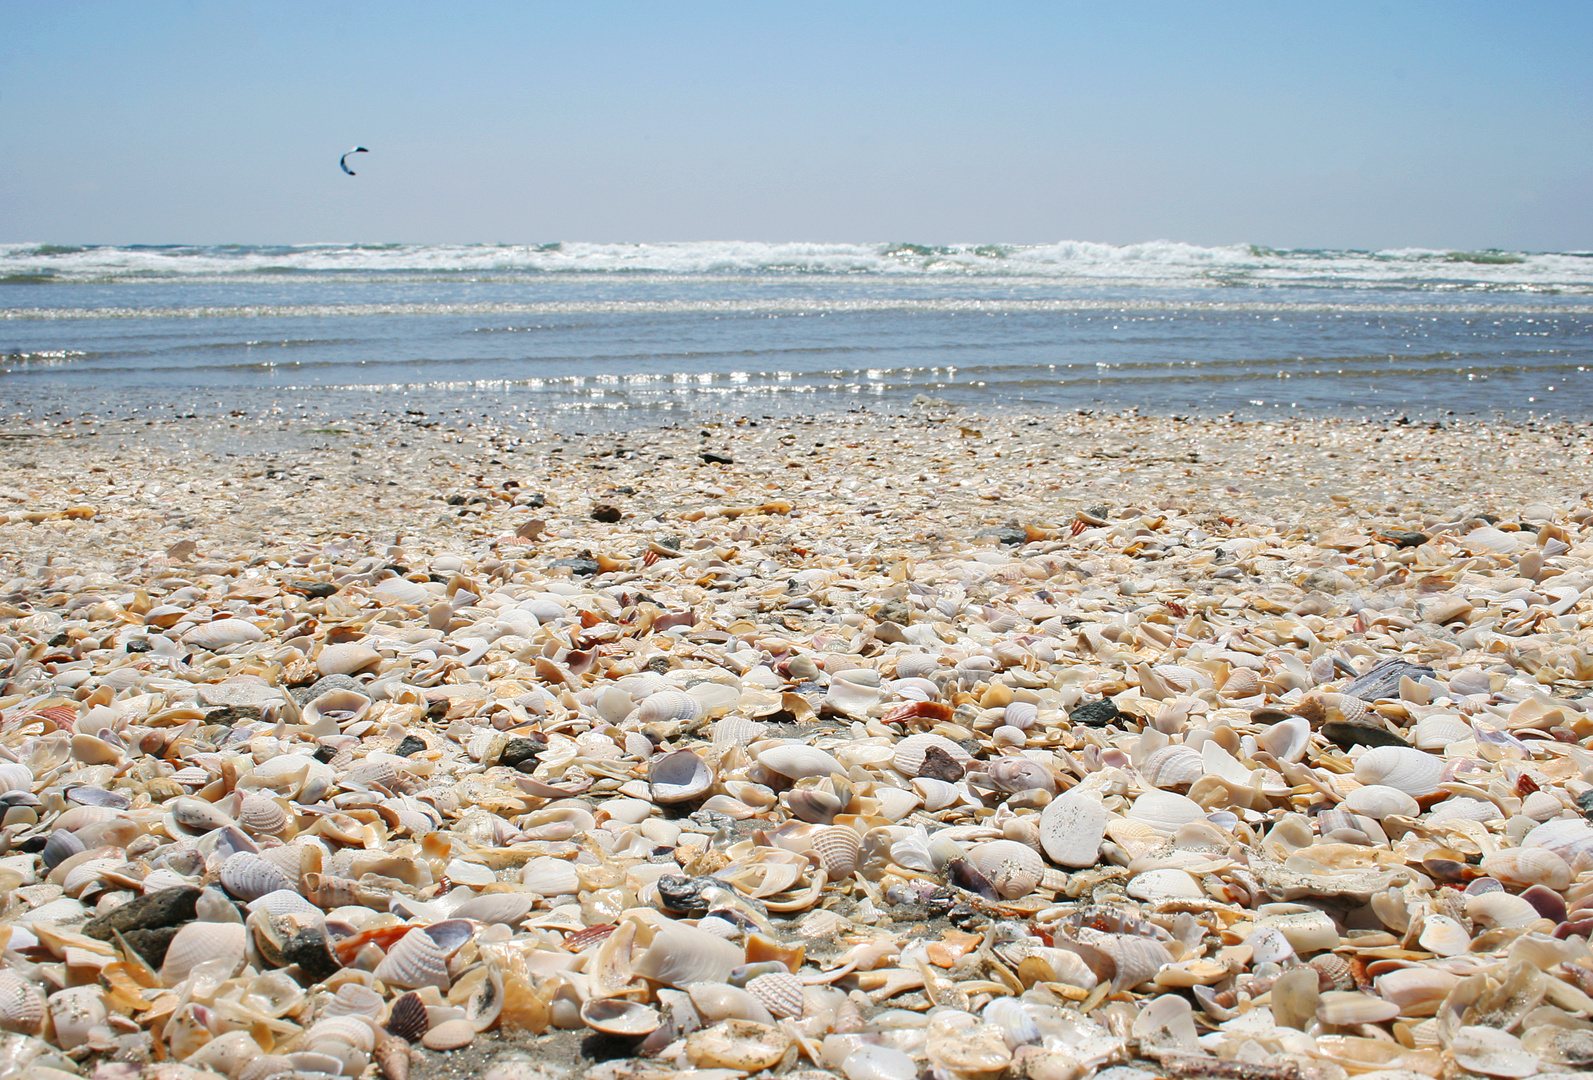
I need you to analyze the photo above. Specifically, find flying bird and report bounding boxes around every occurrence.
[339,146,368,176]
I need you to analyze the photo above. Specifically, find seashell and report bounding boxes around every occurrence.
[580,998,661,1037]
[246,888,322,917]
[893,733,974,782]
[0,972,44,1035]
[713,715,766,746]
[1256,716,1311,764]
[980,757,1055,794]
[1413,714,1472,750]
[41,829,85,870]
[167,795,236,834]
[1451,1025,1539,1079]
[1520,791,1563,822]
[911,777,961,811]
[1465,890,1541,929]
[1353,745,1444,796]
[306,1015,378,1075]
[1127,868,1204,902]
[317,642,383,677]
[1316,991,1400,1026]
[1523,818,1593,864]
[237,793,291,836]
[450,962,505,1031]
[219,851,293,902]
[1221,667,1263,698]
[967,840,1044,900]
[375,1035,411,1080]
[871,785,921,821]
[449,892,536,925]
[893,653,940,680]
[1139,745,1203,789]
[812,824,863,878]
[1039,791,1107,868]
[182,618,266,650]
[303,688,372,730]
[520,857,581,895]
[756,742,844,779]
[1001,700,1039,730]
[1059,928,1173,992]
[1416,914,1471,956]
[823,673,881,715]
[1482,847,1572,891]
[326,982,387,1022]
[785,787,843,824]
[1127,790,1205,835]
[634,689,703,724]
[1343,784,1419,820]
[649,749,714,803]
[48,985,107,1051]
[374,576,431,605]
[384,991,429,1040]
[161,920,247,984]
[633,921,745,987]
[1426,796,1501,823]
[1375,967,1459,1015]
[374,927,451,991]
[746,971,805,1019]
[1151,664,1213,694]
[684,983,774,1025]
[0,762,32,795]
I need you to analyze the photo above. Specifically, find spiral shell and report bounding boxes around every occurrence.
[746,971,805,1019]
[373,927,451,991]
[811,824,862,878]
[1353,746,1444,797]
[891,733,972,778]
[968,839,1045,900]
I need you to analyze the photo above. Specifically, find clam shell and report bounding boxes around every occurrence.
[632,921,745,987]
[649,749,714,803]
[1413,714,1472,750]
[967,839,1044,900]
[373,927,451,991]
[41,829,85,870]
[520,857,581,895]
[1523,818,1593,864]
[448,893,536,925]
[1451,1025,1539,1079]
[374,576,431,605]
[891,733,972,778]
[0,762,32,793]
[0,972,44,1035]
[756,742,844,779]
[745,972,805,1019]
[237,793,291,836]
[1255,716,1311,764]
[161,920,247,984]
[1001,701,1039,730]
[1039,791,1107,868]
[980,757,1056,794]
[1126,868,1204,902]
[1465,890,1541,929]
[893,653,940,680]
[325,983,386,1022]
[167,796,236,833]
[634,689,703,724]
[1221,667,1262,698]
[317,642,382,677]
[303,688,372,729]
[182,619,266,650]
[1375,967,1459,1015]
[811,824,862,878]
[580,998,661,1037]
[1416,914,1471,956]
[1316,991,1400,1026]
[48,985,107,1051]
[713,716,766,747]
[1353,746,1444,796]
[1126,790,1205,835]
[1342,784,1418,820]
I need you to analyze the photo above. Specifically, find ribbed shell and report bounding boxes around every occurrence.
[237,794,290,836]
[811,825,862,878]
[384,991,429,1041]
[0,972,44,1034]
[982,757,1056,794]
[891,733,972,778]
[41,830,85,870]
[182,619,266,650]
[746,971,805,1019]
[712,715,766,746]
[1152,664,1214,692]
[634,690,702,724]
[325,983,386,1022]
[756,743,844,779]
[220,851,293,902]
[374,576,430,605]
[1139,745,1203,789]
[893,653,941,680]
[1221,668,1263,698]
[449,892,536,925]
[344,758,400,789]
[1353,746,1444,796]
[0,762,33,794]
[161,921,247,984]
[968,839,1045,900]
[373,928,450,991]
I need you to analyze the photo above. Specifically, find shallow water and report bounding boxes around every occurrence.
[2,241,1591,424]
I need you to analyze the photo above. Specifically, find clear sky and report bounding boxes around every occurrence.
[1,1,1588,250]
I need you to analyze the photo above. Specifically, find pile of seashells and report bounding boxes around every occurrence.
[0,411,1592,1080]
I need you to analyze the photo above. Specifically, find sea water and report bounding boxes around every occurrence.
[1,241,1590,427]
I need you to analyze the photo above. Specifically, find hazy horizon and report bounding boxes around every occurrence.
[2,2,1589,251]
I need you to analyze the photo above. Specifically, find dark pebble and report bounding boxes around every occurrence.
[499,738,544,769]
[1322,720,1411,749]
[1377,529,1429,548]
[83,886,200,941]
[917,744,964,782]
[286,579,341,598]
[120,925,184,968]
[124,637,153,654]
[657,874,719,917]
[592,504,622,523]
[550,556,601,576]
[975,526,1027,546]
[1341,658,1436,702]
[394,735,427,758]
[523,492,547,508]
[281,927,341,982]
[700,452,734,464]
[1070,698,1120,726]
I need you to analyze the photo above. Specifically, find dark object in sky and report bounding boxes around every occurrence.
[339,146,368,176]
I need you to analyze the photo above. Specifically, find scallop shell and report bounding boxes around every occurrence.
[1451,1025,1539,1079]
[182,619,266,650]
[891,733,972,778]
[893,654,941,680]
[580,998,661,1037]
[373,927,451,991]
[1039,791,1108,868]
[317,642,382,677]
[1139,745,1203,789]
[713,716,766,746]
[649,749,714,804]
[161,920,247,984]
[237,793,291,836]
[968,839,1045,900]
[325,983,386,1022]
[1001,701,1039,730]
[0,762,33,793]
[811,824,862,878]
[520,857,581,895]
[756,742,844,779]
[449,892,536,925]
[1353,746,1444,797]
[220,851,293,902]
[0,972,44,1035]
[374,576,430,605]
[1465,890,1541,929]
[745,971,805,1020]
[1316,991,1400,1026]
[384,992,429,1041]
[634,690,703,724]
[1127,790,1205,835]
[1413,714,1472,750]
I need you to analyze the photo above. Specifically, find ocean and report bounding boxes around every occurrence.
[2,241,1591,427]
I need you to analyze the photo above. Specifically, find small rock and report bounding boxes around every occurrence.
[499,738,543,770]
[1069,698,1120,726]
[700,452,734,465]
[1323,720,1411,749]
[975,526,1027,546]
[917,744,964,782]
[591,504,621,523]
[1378,529,1429,548]
[550,556,600,576]
[393,735,427,758]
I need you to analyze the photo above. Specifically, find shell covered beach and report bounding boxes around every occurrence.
[2,407,1593,1080]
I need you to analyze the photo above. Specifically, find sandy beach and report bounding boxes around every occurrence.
[1,407,1593,1079]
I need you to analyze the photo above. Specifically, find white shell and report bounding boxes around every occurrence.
[632,921,745,987]
[757,742,844,779]
[1353,746,1444,796]
[0,762,32,794]
[520,856,582,895]
[891,733,971,777]
[812,825,863,878]
[47,986,107,1051]
[182,619,266,650]
[1039,791,1107,868]
[968,839,1045,899]
[1342,784,1419,819]
[649,749,714,803]
[713,716,766,746]
[1139,745,1203,789]
[746,971,805,1020]
[1255,716,1311,764]
[1126,790,1205,835]
[1451,1025,1539,1079]
[1126,868,1204,902]
[237,793,291,836]
[317,642,382,677]
[373,927,451,990]
[302,688,371,729]
[219,851,293,902]
[0,972,44,1034]
[1523,818,1593,864]
[374,576,430,605]
[1465,890,1541,929]
[634,690,703,724]
[1413,714,1472,751]
[1315,991,1399,1026]
[1416,914,1471,957]
[580,998,661,1037]
[161,921,247,984]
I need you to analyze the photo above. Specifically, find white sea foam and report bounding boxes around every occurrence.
[2,241,1591,290]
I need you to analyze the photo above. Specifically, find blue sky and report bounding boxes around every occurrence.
[1,1,1589,248]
